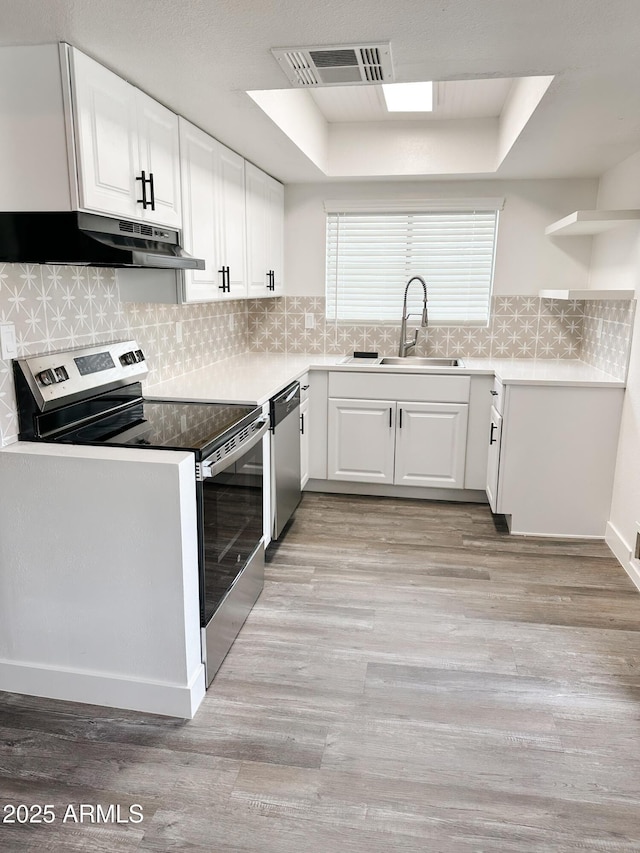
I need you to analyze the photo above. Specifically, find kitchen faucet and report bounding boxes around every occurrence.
[398,275,429,357]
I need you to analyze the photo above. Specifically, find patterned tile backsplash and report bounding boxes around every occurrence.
[0,262,635,447]
[0,264,248,446]
[248,295,630,367]
[580,298,636,378]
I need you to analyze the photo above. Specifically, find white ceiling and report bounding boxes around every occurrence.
[2,0,640,183]
[309,79,514,123]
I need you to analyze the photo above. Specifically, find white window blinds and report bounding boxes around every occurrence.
[326,206,499,325]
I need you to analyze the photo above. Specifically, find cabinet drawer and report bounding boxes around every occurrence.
[489,378,504,414]
[328,372,470,403]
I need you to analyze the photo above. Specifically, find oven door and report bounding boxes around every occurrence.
[198,416,269,685]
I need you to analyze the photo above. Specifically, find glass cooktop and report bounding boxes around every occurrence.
[54,399,260,458]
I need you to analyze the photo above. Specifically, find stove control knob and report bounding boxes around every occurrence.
[119,351,136,366]
[134,349,145,362]
[54,366,69,383]
[37,369,55,386]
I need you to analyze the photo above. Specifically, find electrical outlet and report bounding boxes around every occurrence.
[0,323,17,360]
[175,321,182,343]
[305,313,315,330]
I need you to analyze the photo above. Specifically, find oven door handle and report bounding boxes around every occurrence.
[198,417,270,480]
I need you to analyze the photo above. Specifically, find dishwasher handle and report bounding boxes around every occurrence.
[270,381,301,429]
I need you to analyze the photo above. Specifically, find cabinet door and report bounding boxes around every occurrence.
[136,90,182,227]
[328,398,395,483]
[245,163,269,297]
[394,401,468,488]
[217,143,247,298]
[300,397,310,488]
[70,49,139,219]
[265,174,284,295]
[179,119,221,302]
[485,405,503,512]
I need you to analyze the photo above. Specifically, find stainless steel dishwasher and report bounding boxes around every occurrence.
[270,381,302,540]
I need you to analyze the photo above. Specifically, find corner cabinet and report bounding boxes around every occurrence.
[179,118,247,302]
[0,43,182,228]
[327,373,470,489]
[71,48,182,227]
[246,163,284,297]
[486,380,624,537]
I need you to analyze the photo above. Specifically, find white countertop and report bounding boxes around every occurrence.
[463,358,625,387]
[144,353,343,406]
[144,353,624,405]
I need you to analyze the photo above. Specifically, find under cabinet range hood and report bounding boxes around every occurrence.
[0,212,205,270]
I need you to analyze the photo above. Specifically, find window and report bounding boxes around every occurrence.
[325,200,501,326]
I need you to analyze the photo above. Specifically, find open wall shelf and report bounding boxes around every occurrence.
[545,210,640,236]
[539,289,635,301]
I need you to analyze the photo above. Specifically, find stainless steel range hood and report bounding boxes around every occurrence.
[0,211,205,270]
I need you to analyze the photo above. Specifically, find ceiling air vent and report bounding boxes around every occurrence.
[271,43,393,87]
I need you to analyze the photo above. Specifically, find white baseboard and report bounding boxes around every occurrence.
[507,524,605,539]
[606,521,640,592]
[0,659,206,719]
[305,479,487,503]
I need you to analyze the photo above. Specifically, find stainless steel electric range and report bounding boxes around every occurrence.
[13,339,269,686]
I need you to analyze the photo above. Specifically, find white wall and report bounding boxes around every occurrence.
[285,178,598,297]
[590,150,640,570]
[328,119,497,177]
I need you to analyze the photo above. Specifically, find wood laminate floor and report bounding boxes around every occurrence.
[2,493,640,852]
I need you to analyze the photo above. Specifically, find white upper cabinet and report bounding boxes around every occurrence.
[135,90,182,227]
[0,44,182,227]
[179,118,247,303]
[216,143,247,297]
[0,43,282,303]
[246,162,284,298]
[179,119,219,301]
[265,175,284,293]
[70,48,182,227]
[69,49,139,219]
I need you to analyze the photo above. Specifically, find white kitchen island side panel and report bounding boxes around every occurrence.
[0,443,205,718]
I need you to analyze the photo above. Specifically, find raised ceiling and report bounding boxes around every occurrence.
[1,0,640,183]
[308,79,515,123]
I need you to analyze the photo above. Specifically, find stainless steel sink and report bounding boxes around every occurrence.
[380,357,464,367]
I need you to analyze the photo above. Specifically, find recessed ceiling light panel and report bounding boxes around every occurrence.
[382,81,433,112]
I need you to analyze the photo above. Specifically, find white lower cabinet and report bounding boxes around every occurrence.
[300,396,310,488]
[394,401,469,488]
[328,398,396,483]
[300,374,311,488]
[326,372,470,489]
[485,404,502,511]
[328,394,469,488]
[486,383,624,536]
